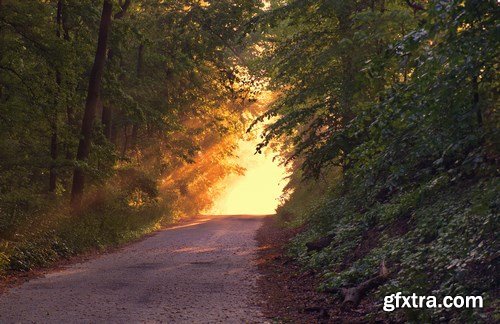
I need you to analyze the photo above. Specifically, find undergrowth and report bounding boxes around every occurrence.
[278,172,499,323]
[0,167,176,275]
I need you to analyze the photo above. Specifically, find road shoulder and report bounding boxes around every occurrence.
[256,216,387,323]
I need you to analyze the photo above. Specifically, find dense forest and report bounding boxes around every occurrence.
[0,0,498,322]
[0,0,261,271]
[255,0,498,322]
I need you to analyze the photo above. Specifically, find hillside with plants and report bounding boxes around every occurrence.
[251,0,498,322]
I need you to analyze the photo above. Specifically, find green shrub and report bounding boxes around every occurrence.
[282,175,498,323]
[0,167,176,274]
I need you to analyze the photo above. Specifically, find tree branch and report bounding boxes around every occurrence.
[0,65,37,101]
[404,0,425,12]
[114,0,132,19]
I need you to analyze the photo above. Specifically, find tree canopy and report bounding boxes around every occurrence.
[0,0,261,204]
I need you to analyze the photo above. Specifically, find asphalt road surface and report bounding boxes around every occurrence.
[0,215,267,323]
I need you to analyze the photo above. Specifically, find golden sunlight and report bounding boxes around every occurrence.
[205,122,289,215]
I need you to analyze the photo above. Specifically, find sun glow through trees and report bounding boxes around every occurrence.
[205,132,289,215]
[203,89,289,215]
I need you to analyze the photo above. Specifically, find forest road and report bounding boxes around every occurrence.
[0,215,268,323]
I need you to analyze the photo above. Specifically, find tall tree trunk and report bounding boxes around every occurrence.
[49,123,58,192]
[57,0,74,161]
[111,119,118,145]
[137,43,144,78]
[100,0,131,142]
[101,38,115,143]
[130,43,144,151]
[131,123,138,150]
[122,126,129,158]
[102,104,113,140]
[0,0,4,97]
[65,104,74,160]
[472,75,482,127]
[49,0,64,193]
[71,0,113,207]
[336,5,356,123]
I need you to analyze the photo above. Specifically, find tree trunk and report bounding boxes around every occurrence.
[101,48,114,142]
[49,124,58,192]
[0,0,2,97]
[65,104,74,160]
[121,125,129,158]
[131,123,138,150]
[102,104,113,140]
[100,1,132,143]
[57,0,74,161]
[137,43,144,78]
[61,0,70,41]
[130,44,143,151]
[472,75,482,127]
[111,119,118,145]
[49,0,64,193]
[70,0,113,208]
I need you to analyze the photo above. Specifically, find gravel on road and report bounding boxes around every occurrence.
[0,215,268,323]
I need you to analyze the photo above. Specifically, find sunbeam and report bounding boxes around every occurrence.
[205,132,289,215]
